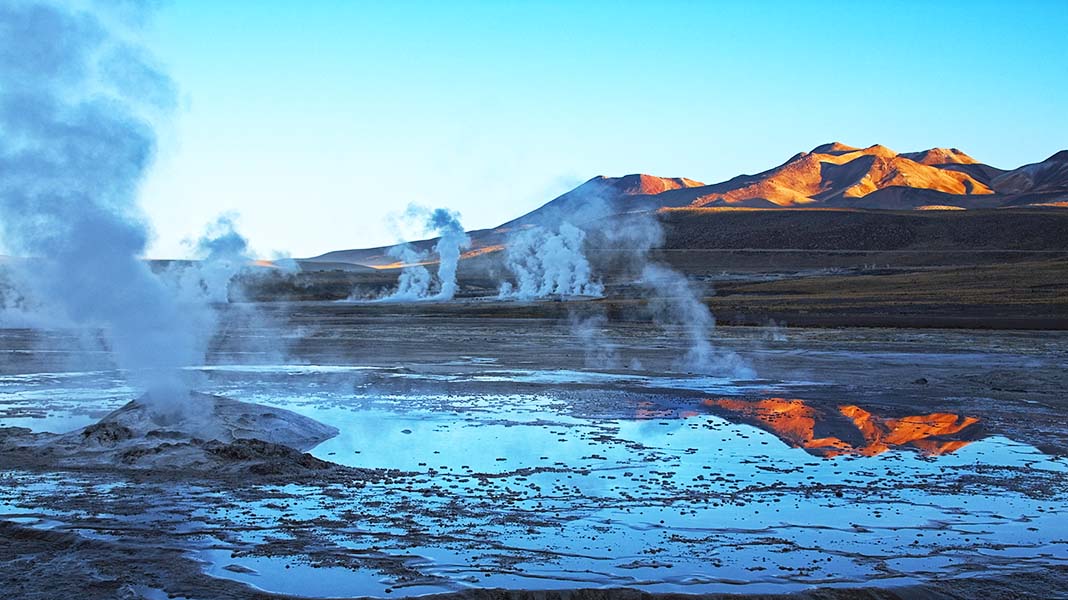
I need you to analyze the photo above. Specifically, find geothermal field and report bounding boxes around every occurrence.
[2,305,1067,599]
[2,1,1068,599]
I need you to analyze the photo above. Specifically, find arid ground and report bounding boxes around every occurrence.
[242,209,1068,329]
[1,304,1066,599]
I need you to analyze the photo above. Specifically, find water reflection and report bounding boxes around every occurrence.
[703,397,982,457]
[2,363,1065,597]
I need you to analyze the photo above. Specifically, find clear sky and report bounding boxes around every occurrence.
[140,0,1068,258]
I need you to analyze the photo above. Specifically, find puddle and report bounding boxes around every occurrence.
[197,549,451,598]
[1,361,1067,597]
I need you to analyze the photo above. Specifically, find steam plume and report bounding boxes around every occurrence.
[0,1,196,407]
[498,223,604,300]
[427,207,468,300]
[384,244,432,301]
[605,212,754,378]
[166,214,252,304]
[640,263,752,376]
[568,310,621,369]
[381,205,470,302]
[195,214,251,295]
[533,179,753,378]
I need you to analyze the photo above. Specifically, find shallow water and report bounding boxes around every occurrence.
[2,355,1067,597]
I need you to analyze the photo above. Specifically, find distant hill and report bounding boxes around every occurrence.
[656,143,997,209]
[308,144,1068,267]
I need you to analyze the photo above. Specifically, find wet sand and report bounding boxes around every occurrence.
[0,305,1066,598]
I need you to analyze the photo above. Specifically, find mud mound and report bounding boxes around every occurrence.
[105,436,337,476]
[0,393,341,478]
[203,438,334,475]
[93,392,338,452]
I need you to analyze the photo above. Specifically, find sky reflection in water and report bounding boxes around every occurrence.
[0,364,1065,596]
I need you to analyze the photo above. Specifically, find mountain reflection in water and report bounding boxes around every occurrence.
[636,398,982,458]
[704,398,981,457]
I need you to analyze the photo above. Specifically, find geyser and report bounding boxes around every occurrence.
[538,182,753,378]
[381,205,470,302]
[607,212,754,378]
[190,214,253,303]
[498,222,604,300]
[384,244,433,301]
[0,1,198,411]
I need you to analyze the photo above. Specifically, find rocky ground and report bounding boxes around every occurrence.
[0,309,1066,599]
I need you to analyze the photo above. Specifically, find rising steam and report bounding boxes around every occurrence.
[498,222,604,300]
[427,207,469,300]
[605,212,754,378]
[380,205,470,302]
[640,263,752,377]
[568,310,623,369]
[0,1,200,409]
[166,214,252,304]
[384,244,432,301]
[521,180,753,378]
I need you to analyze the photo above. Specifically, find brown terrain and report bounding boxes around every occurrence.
[309,142,1068,265]
[230,144,1068,328]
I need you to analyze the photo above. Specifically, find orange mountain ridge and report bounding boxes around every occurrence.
[680,143,993,207]
[900,147,979,166]
[499,143,1068,229]
[308,143,1067,265]
[595,173,705,196]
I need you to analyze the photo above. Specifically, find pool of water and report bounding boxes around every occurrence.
[1,362,1066,597]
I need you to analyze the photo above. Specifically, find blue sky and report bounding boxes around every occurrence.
[140,0,1068,258]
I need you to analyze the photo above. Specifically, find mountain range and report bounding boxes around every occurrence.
[311,143,1068,266]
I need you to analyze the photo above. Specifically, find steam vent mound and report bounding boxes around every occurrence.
[0,393,340,477]
[97,392,338,452]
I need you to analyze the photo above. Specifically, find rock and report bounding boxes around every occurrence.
[222,563,258,575]
[78,422,134,447]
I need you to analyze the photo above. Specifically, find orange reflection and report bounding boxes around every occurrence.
[703,398,980,458]
[837,405,979,457]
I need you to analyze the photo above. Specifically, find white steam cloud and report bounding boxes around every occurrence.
[498,222,604,300]
[379,205,470,302]
[166,214,252,304]
[524,177,754,378]
[427,207,469,300]
[606,213,754,378]
[384,244,432,301]
[0,0,202,408]
[153,215,258,373]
